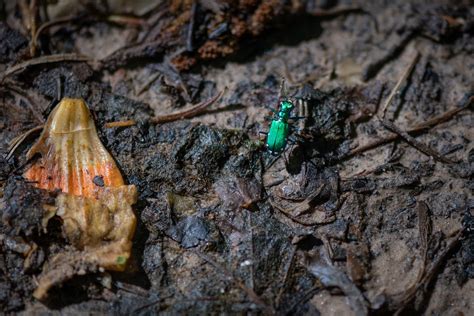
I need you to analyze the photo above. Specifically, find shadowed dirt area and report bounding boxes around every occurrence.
[0,0,473,315]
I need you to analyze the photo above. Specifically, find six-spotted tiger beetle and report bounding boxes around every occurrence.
[262,99,295,154]
[260,80,305,156]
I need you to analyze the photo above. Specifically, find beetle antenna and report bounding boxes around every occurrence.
[279,77,286,99]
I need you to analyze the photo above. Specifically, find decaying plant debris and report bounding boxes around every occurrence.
[24,98,137,299]
[0,0,473,315]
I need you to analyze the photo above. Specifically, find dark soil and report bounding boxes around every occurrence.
[0,0,473,315]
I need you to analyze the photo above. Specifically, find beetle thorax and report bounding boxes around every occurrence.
[278,100,294,121]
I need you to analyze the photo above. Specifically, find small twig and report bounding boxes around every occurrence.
[33,14,144,53]
[18,0,30,30]
[414,95,473,129]
[114,281,151,297]
[344,94,473,159]
[107,14,147,26]
[133,298,163,313]
[192,250,275,315]
[29,0,38,56]
[33,15,80,50]
[105,91,225,128]
[285,285,322,314]
[104,120,136,128]
[136,72,161,96]
[380,52,420,118]
[7,125,44,160]
[0,53,92,82]
[379,118,456,164]
[150,90,224,124]
[309,5,364,17]
[186,2,198,52]
[140,5,168,43]
[19,0,39,56]
[363,30,417,81]
[132,294,173,313]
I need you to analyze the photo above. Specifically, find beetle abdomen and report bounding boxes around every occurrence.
[266,120,289,154]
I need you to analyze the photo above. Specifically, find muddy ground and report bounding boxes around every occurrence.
[0,0,473,315]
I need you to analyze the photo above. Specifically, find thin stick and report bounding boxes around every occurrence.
[379,118,455,164]
[29,0,38,56]
[310,5,364,17]
[363,30,416,81]
[414,99,472,129]
[104,120,136,128]
[0,53,92,81]
[150,90,224,124]
[7,125,44,160]
[107,15,147,26]
[380,52,420,118]
[345,95,473,159]
[33,15,79,49]
[19,0,39,56]
[186,2,197,51]
[136,72,161,96]
[105,91,225,128]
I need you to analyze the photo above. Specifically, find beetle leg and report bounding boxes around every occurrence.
[283,150,289,166]
[288,126,301,135]
[264,153,280,170]
[259,131,268,140]
[278,78,286,99]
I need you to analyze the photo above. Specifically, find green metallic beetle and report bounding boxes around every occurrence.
[262,99,296,155]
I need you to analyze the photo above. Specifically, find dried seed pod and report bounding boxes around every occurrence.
[23,98,137,300]
[24,98,124,198]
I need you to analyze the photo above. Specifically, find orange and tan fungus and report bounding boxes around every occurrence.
[23,98,137,300]
[24,98,124,198]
